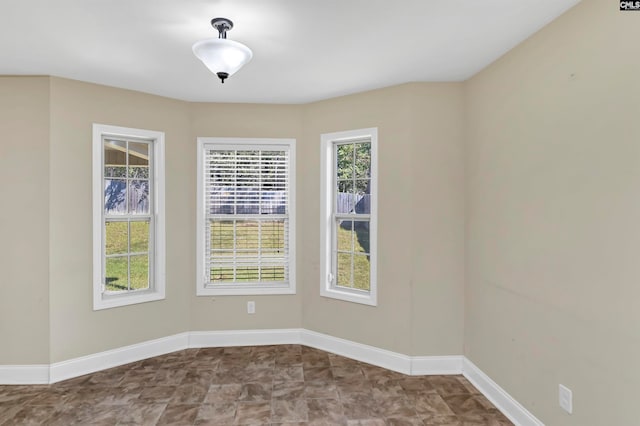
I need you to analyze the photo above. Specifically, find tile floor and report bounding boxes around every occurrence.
[0,345,513,425]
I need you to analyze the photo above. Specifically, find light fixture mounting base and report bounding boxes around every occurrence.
[211,17,233,39]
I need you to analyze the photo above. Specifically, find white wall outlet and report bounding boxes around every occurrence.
[247,301,255,314]
[559,384,573,414]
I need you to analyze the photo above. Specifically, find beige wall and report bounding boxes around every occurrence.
[408,85,465,356]
[188,103,304,331]
[1,78,306,363]
[0,77,466,365]
[37,80,464,361]
[301,84,465,355]
[48,78,192,362]
[465,0,640,424]
[0,77,50,364]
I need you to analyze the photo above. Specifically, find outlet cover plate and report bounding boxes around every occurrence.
[559,384,573,414]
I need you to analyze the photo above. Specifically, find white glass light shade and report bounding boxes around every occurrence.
[192,38,253,77]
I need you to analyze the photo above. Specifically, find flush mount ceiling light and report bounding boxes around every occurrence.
[192,17,253,84]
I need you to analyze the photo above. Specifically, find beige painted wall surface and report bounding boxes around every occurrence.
[189,103,304,330]
[0,77,50,364]
[408,84,465,356]
[48,78,192,362]
[465,1,640,424]
[301,84,465,355]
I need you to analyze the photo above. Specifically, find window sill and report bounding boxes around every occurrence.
[321,287,377,306]
[197,284,296,296]
[93,290,165,311]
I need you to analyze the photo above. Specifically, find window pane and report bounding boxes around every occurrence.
[105,166,126,178]
[353,221,370,253]
[236,150,260,215]
[355,143,371,179]
[130,255,149,290]
[236,221,259,252]
[336,180,355,214]
[355,179,369,194]
[336,144,354,180]
[261,266,285,281]
[260,190,286,214]
[354,180,371,214]
[211,267,234,282]
[208,186,234,215]
[130,220,149,252]
[207,219,289,284]
[105,179,127,214]
[105,139,127,151]
[105,257,128,292]
[204,148,289,216]
[210,220,234,255]
[105,221,128,255]
[336,253,352,287]
[337,179,353,193]
[261,220,285,254]
[129,139,149,178]
[207,150,234,214]
[337,220,353,252]
[261,150,287,205]
[236,188,259,214]
[104,140,126,178]
[353,254,370,291]
[129,180,150,214]
[236,266,259,282]
[128,166,149,179]
[128,142,149,167]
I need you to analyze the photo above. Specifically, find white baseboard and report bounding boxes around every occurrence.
[0,329,543,426]
[0,365,49,385]
[411,355,463,375]
[2,329,461,384]
[49,332,189,383]
[189,328,302,348]
[301,329,413,374]
[462,357,544,426]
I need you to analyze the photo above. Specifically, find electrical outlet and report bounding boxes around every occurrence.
[559,384,573,414]
[247,301,255,314]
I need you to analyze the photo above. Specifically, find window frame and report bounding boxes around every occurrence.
[196,137,296,296]
[320,128,378,306]
[92,124,166,310]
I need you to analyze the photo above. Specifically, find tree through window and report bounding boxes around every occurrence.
[321,128,378,306]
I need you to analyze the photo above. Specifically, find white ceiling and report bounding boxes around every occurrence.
[0,0,580,104]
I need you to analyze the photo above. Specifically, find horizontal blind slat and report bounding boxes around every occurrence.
[204,147,291,285]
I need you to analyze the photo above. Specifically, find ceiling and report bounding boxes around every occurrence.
[0,0,580,104]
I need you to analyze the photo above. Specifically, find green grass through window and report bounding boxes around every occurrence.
[105,221,150,292]
[336,223,371,291]
[209,220,287,283]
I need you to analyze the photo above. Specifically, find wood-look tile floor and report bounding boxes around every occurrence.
[0,345,513,425]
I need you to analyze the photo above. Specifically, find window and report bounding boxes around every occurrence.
[197,138,296,296]
[92,124,165,310]
[320,128,378,306]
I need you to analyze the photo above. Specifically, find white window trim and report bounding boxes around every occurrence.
[92,124,166,310]
[196,137,296,296]
[320,128,378,306]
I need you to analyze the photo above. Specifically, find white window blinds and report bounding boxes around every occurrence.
[203,146,291,286]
